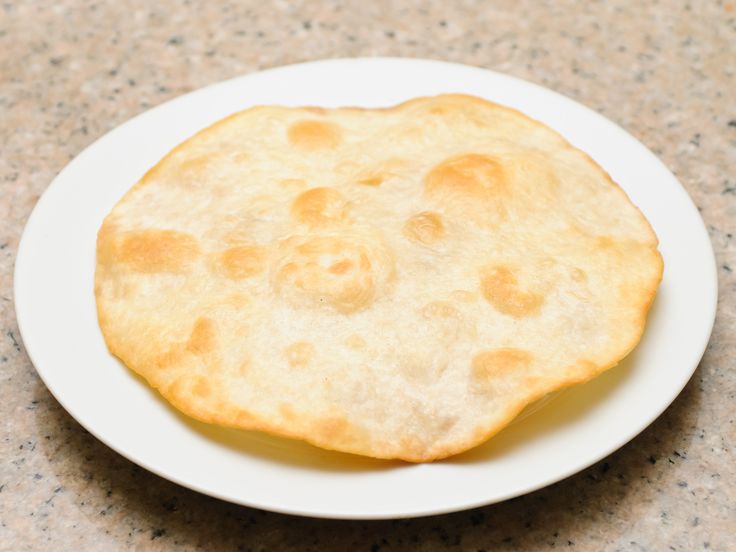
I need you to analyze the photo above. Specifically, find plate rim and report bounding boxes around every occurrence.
[13,57,718,519]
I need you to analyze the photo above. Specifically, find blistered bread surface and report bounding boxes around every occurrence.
[95,94,663,461]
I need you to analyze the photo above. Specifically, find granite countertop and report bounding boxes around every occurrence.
[1,0,734,549]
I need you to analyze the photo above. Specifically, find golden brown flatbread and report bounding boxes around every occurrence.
[95,94,662,461]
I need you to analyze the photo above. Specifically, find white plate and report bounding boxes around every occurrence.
[14,58,717,519]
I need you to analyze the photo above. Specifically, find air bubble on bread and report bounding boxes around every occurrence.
[425,154,506,200]
[287,120,342,150]
[272,235,389,314]
[291,187,346,227]
[118,229,200,273]
[186,317,216,355]
[471,348,533,389]
[480,265,544,318]
[218,245,267,280]
[403,212,445,244]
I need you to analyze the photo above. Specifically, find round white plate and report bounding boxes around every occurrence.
[14,58,717,519]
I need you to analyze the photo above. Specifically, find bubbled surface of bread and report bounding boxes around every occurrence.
[95,94,663,461]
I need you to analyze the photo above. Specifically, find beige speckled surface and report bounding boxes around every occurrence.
[1,1,734,550]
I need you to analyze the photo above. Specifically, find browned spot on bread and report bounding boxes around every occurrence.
[186,318,216,355]
[284,341,315,368]
[568,267,592,301]
[234,409,256,426]
[119,229,199,273]
[313,416,350,442]
[356,175,384,186]
[403,212,445,244]
[154,348,185,370]
[274,236,386,314]
[219,245,267,280]
[96,222,119,265]
[425,154,506,200]
[353,158,409,186]
[287,120,342,150]
[472,348,533,382]
[279,403,297,420]
[192,376,212,398]
[398,436,426,458]
[328,259,353,274]
[594,236,647,261]
[424,95,473,115]
[429,104,453,116]
[167,375,216,409]
[595,236,617,249]
[480,265,544,318]
[569,359,599,383]
[570,267,588,282]
[291,187,346,227]
[166,379,188,405]
[223,293,250,309]
[345,334,366,349]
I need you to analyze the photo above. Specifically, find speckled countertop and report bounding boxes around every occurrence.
[1,1,734,550]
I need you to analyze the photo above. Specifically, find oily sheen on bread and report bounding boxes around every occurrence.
[95,94,663,462]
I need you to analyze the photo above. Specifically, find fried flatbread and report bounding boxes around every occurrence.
[95,94,662,461]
